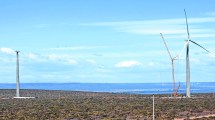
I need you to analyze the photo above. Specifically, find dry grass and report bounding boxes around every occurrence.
[0,89,215,119]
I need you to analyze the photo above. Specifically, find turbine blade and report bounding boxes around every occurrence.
[176,41,189,59]
[184,9,190,40]
[160,33,173,60]
[190,40,210,53]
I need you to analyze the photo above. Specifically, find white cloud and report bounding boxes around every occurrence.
[0,47,14,54]
[86,59,96,65]
[81,17,215,26]
[81,17,215,36]
[205,12,215,16]
[67,59,77,65]
[96,68,112,73]
[48,54,72,61]
[190,58,200,64]
[148,62,155,66]
[165,33,215,39]
[27,53,37,59]
[208,53,215,58]
[47,54,78,64]
[115,60,142,68]
[103,52,145,58]
[48,46,106,51]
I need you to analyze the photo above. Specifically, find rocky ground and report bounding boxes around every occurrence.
[0,89,215,120]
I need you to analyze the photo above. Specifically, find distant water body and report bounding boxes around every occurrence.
[0,82,215,94]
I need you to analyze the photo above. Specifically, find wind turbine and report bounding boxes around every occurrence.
[184,9,210,98]
[160,33,185,97]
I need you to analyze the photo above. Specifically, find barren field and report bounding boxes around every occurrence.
[0,89,215,120]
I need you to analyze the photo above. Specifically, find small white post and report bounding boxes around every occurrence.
[153,94,155,120]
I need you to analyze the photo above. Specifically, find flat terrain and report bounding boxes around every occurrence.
[0,89,215,120]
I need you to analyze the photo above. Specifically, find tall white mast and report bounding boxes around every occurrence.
[15,50,20,97]
[14,51,35,99]
[184,9,191,98]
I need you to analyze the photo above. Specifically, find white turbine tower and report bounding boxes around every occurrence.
[15,50,20,97]
[14,51,35,99]
[184,9,210,98]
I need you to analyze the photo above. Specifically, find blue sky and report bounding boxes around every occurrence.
[0,0,215,83]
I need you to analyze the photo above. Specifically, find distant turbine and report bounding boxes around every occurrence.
[15,50,20,97]
[184,9,210,98]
